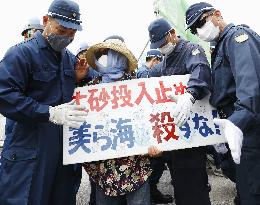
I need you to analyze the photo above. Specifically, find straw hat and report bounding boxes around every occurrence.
[85,37,137,73]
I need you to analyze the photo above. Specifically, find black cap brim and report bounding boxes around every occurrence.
[150,37,166,49]
[56,18,82,31]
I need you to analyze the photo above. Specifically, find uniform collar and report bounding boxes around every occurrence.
[219,23,235,40]
[34,31,49,49]
[175,38,186,53]
[167,37,186,56]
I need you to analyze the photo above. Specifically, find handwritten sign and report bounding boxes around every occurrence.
[63,75,226,165]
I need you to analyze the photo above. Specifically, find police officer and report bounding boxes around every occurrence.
[136,49,162,78]
[0,0,88,204]
[21,17,44,40]
[185,2,260,204]
[147,18,211,205]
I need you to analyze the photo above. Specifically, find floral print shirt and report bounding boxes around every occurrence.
[84,155,152,196]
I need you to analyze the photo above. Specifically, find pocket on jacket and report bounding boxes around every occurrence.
[33,70,57,82]
[0,147,37,205]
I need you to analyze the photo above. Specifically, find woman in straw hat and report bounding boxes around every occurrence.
[83,35,160,205]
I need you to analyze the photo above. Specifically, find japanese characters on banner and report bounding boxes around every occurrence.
[63,75,226,165]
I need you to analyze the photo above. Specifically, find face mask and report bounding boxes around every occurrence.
[159,42,175,55]
[95,50,127,83]
[47,33,74,52]
[197,21,220,42]
[98,55,108,67]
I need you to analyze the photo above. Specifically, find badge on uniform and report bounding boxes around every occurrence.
[192,48,200,56]
[235,33,249,43]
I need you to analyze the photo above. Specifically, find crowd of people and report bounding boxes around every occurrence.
[0,0,259,205]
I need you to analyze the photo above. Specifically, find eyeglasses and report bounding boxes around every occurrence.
[24,29,43,39]
[189,11,214,34]
[27,29,35,38]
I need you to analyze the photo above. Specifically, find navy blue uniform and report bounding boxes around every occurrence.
[136,63,162,78]
[0,31,80,205]
[210,24,260,204]
[159,38,211,205]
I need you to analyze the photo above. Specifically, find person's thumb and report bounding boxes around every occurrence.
[213,118,228,128]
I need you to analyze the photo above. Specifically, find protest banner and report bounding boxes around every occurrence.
[63,75,226,164]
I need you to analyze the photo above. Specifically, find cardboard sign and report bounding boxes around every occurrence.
[63,75,226,164]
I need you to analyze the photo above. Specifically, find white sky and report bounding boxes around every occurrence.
[0,0,259,60]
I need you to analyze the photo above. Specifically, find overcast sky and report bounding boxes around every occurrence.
[0,0,259,60]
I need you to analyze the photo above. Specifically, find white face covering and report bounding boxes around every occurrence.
[97,55,108,67]
[159,42,175,56]
[95,49,127,83]
[197,20,220,42]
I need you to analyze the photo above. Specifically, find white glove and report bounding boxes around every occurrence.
[49,100,88,129]
[213,118,243,164]
[168,92,195,127]
[213,143,228,154]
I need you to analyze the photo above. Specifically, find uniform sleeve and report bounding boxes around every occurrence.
[185,45,211,100]
[226,29,260,132]
[136,63,161,79]
[0,46,50,122]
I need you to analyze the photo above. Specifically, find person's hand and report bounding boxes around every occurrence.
[213,143,228,154]
[49,100,88,129]
[213,118,243,164]
[148,145,162,157]
[168,92,195,127]
[75,58,89,83]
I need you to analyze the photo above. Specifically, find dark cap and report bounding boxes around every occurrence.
[186,2,214,29]
[148,18,172,49]
[48,0,82,31]
[146,49,163,60]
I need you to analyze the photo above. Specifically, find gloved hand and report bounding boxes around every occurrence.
[168,92,195,127]
[213,143,228,154]
[49,100,88,129]
[213,118,243,164]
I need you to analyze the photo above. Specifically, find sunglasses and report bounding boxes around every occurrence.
[189,11,214,34]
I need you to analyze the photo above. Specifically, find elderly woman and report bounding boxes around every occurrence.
[82,35,160,205]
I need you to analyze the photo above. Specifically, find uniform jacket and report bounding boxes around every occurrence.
[210,24,260,132]
[0,31,79,205]
[160,38,211,100]
[136,63,162,78]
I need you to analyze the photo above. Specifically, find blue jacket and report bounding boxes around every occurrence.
[210,24,260,133]
[0,31,79,205]
[136,63,162,78]
[160,38,211,100]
